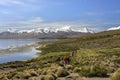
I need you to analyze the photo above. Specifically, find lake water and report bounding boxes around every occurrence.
[0,39,50,64]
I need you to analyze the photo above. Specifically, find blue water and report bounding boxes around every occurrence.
[0,39,49,64]
[0,39,39,49]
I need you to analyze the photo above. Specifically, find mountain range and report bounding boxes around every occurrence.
[0,25,120,39]
[107,26,120,31]
[6,25,94,33]
[0,26,94,39]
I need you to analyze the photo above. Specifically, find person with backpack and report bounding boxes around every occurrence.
[63,56,68,65]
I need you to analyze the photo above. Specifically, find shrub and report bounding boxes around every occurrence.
[45,74,56,80]
[73,67,81,73]
[79,65,107,77]
[16,67,26,72]
[15,71,31,79]
[0,76,8,80]
[22,73,31,79]
[111,69,120,80]
[55,67,69,77]
[7,72,17,79]
[41,69,47,75]
[29,69,38,76]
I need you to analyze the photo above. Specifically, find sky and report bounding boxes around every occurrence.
[0,0,120,32]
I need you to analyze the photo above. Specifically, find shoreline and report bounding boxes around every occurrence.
[0,38,53,64]
[0,41,41,64]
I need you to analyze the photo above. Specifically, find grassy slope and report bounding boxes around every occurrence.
[40,30,120,53]
[0,30,120,79]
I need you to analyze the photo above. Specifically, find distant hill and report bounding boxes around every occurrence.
[40,29,120,53]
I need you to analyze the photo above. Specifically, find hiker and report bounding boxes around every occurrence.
[63,56,69,65]
[74,50,77,57]
[71,51,77,57]
[71,51,74,57]
[67,56,70,64]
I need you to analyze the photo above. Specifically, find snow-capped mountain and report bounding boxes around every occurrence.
[72,27,94,33]
[0,26,94,39]
[7,28,18,33]
[5,25,94,34]
[56,25,72,32]
[18,29,36,33]
[107,26,120,31]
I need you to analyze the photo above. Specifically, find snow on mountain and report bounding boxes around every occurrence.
[18,29,36,33]
[5,25,94,34]
[107,26,120,31]
[56,25,72,32]
[43,27,55,33]
[7,28,18,33]
[72,27,94,33]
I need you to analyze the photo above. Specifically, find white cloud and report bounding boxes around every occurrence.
[0,17,116,32]
[0,0,40,9]
[0,0,25,6]
[0,10,10,14]
[84,12,104,16]
[19,17,43,25]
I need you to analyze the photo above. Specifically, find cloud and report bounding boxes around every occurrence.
[19,17,43,25]
[0,17,119,32]
[0,0,40,9]
[84,12,104,16]
[0,10,10,14]
[0,0,25,6]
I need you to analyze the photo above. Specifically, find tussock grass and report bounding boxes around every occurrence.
[111,69,120,80]
[0,30,120,79]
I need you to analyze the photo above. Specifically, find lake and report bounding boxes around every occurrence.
[0,39,51,64]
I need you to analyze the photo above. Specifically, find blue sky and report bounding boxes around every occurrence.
[0,0,120,32]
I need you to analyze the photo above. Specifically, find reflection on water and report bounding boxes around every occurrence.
[0,39,40,49]
[0,47,38,64]
[0,39,52,64]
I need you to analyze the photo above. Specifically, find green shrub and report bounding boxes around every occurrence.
[16,67,26,72]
